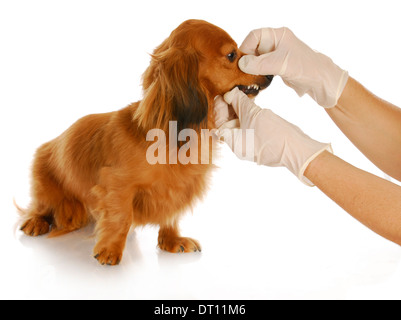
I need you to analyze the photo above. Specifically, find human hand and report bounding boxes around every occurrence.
[239,27,349,108]
[214,88,332,186]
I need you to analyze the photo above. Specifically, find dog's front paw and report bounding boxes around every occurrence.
[93,244,123,266]
[158,236,201,253]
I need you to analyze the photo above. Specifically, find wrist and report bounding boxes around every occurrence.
[315,53,349,108]
[254,110,333,186]
[299,144,333,186]
[303,150,335,185]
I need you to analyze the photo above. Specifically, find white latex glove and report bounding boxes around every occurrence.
[214,88,332,186]
[239,27,349,108]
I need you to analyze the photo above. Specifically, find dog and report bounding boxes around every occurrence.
[18,19,273,265]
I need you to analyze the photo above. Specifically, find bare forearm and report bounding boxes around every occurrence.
[305,151,401,246]
[326,77,401,181]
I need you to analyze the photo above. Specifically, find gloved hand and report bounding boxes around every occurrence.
[239,27,349,108]
[214,88,332,186]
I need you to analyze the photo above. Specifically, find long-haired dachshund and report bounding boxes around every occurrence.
[18,20,273,265]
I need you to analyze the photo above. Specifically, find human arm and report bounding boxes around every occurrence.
[215,91,401,247]
[327,77,401,181]
[305,150,401,246]
[239,27,401,182]
[229,27,401,245]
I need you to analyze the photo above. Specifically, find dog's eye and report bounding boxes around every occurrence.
[226,51,237,62]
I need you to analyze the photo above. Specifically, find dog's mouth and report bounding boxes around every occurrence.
[236,84,262,96]
[235,75,274,97]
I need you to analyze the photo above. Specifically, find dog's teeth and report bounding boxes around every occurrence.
[243,84,260,92]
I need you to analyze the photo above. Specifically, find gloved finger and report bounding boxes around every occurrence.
[240,28,284,55]
[213,95,237,128]
[223,87,261,123]
[239,29,262,55]
[239,52,285,76]
[214,126,233,142]
[214,127,242,152]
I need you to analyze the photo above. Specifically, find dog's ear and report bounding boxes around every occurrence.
[160,47,208,132]
[136,46,208,133]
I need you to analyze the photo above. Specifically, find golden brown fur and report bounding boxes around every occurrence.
[19,20,272,265]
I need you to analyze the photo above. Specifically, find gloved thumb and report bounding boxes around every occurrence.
[239,53,285,76]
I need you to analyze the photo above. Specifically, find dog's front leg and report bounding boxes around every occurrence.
[91,169,134,266]
[92,190,133,266]
[158,221,201,253]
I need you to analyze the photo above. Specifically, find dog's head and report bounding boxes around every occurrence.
[136,19,273,132]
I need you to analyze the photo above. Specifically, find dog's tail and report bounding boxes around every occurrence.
[13,198,28,237]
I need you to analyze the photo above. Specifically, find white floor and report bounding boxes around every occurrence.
[2,151,401,300]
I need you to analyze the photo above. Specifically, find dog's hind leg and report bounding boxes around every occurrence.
[19,198,89,237]
[49,197,89,237]
[19,145,61,236]
[18,203,53,237]
[19,143,89,237]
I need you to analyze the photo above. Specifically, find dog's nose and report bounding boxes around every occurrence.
[265,75,274,87]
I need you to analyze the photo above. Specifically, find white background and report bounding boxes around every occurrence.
[1,0,401,300]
